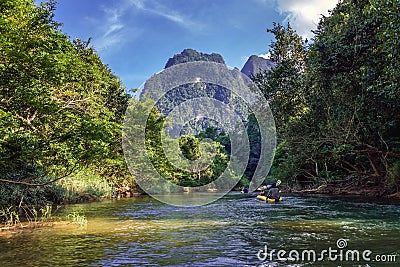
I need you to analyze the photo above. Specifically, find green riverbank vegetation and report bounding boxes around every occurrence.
[1,0,399,224]
[254,0,400,196]
[0,0,133,223]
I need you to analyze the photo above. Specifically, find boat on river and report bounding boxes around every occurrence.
[256,195,283,202]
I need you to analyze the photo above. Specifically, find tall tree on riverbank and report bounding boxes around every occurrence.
[0,0,131,208]
[308,0,400,192]
[255,0,400,194]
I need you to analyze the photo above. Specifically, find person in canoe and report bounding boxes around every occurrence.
[260,185,267,196]
[267,180,281,201]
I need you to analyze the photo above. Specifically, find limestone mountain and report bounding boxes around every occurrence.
[165,48,225,68]
[141,49,265,183]
[241,55,275,77]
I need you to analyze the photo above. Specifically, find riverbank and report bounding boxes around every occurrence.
[0,221,78,237]
[282,175,400,199]
[0,207,88,236]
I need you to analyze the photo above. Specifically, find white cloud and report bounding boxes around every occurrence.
[128,0,195,29]
[274,0,338,38]
[88,6,126,52]
[87,0,199,54]
[259,53,271,59]
[88,3,143,53]
[103,24,124,38]
[102,8,124,38]
[129,0,145,10]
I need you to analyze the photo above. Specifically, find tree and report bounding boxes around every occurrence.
[252,23,311,186]
[253,22,308,138]
[255,0,400,194]
[0,0,130,209]
[308,0,400,187]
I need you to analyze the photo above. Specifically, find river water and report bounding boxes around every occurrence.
[0,193,399,266]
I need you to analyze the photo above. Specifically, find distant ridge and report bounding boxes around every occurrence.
[241,55,275,77]
[165,48,225,68]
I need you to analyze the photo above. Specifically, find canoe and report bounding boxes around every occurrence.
[256,195,266,201]
[256,195,283,202]
[267,197,283,203]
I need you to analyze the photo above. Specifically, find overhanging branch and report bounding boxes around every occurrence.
[0,167,77,187]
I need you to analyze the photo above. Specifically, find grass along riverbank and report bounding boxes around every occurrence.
[0,169,115,226]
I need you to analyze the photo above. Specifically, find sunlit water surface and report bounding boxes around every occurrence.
[1,193,399,266]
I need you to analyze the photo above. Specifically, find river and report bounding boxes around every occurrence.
[0,193,399,266]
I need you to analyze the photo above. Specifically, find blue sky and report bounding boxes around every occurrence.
[52,0,338,92]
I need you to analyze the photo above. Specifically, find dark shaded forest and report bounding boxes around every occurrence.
[254,0,400,196]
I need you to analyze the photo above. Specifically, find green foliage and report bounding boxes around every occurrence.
[1,0,129,172]
[146,114,230,188]
[123,97,231,189]
[179,135,201,161]
[256,0,400,194]
[0,169,66,208]
[66,211,87,227]
[387,161,400,192]
[243,114,261,180]
[57,169,115,202]
[253,22,307,138]
[307,0,400,184]
[236,176,250,188]
[0,206,20,226]
[0,0,131,212]
[40,204,52,221]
